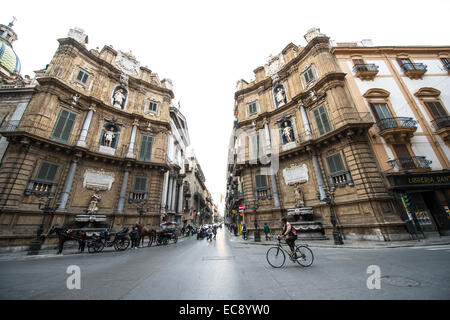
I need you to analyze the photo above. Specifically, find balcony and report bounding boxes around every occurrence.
[400,63,427,79]
[353,64,379,81]
[375,117,418,143]
[387,156,432,172]
[128,192,147,203]
[329,171,354,188]
[24,180,57,196]
[431,116,450,141]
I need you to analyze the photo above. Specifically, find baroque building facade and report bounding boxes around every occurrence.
[332,40,450,236]
[226,28,408,241]
[0,27,178,247]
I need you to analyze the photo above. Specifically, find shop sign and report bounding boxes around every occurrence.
[390,172,450,187]
[415,211,432,225]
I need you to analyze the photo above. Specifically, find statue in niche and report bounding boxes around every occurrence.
[103,128,116,147]
[113,87,126,109]
[294,184,305,208]
[275,86,286,107]
[87,189,102,213]
[282,120,294,143]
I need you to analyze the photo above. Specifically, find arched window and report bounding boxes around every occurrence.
[99,123,120,149]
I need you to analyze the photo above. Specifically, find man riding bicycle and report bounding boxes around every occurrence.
[280,217,297,259]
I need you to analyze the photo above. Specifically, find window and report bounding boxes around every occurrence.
[397,58,414,71]
[133,177,147,193]
[312,105,332,136]
[441,58,450,71]
[248,102,257,115]
[303,67,315,85]
[35,162,59,183]
[250,133,262,160]
[255,175,268,190]
[392,144,415,169]
[76,70,89,84]
[149,101,158,113]
[138,135,153,161]
[424,101,449,129]
[326,153,346,175]
[51,109,77,143]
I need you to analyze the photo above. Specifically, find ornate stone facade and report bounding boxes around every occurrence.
[226,28,407,241]
[0,28,177,247]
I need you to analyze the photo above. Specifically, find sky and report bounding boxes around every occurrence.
[2,0,450,215]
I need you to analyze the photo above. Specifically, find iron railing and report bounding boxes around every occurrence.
[387,156,432,171]
[375,117,417,132]
[353,64,379,73]
[431,116,450,130]
[400,62,427,72]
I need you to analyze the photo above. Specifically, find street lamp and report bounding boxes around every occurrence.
[28,196,58,255]
[326,187,344,245]
[253,199,261,242]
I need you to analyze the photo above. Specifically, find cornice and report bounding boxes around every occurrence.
[331,45,450,56]
[234,36,331,99]
[56,38,174,99]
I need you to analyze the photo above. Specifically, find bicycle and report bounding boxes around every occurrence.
[266,236,314,268]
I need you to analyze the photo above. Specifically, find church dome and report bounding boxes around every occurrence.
[0,39,21,76]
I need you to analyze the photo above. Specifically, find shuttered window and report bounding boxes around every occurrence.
[304,67,315,84]
[441,58,450,71]
[248,102,257,115]
[138,135,153,161]
[397,58,413,71]
[35,162,59,183]
[255,175,268,190]
[51,109,77,143]
[326,154,346,175]
[76,70,89,84]
[313,105,332,136]
[149,101,158,113]
[424,101,447,120]
[250,133,261,160]
[133,177,147,193]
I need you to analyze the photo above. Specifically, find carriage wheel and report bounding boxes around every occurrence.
[163,238,169,245]
[172,234,178,243]
[114,238,130,251]
[88,239,104,253]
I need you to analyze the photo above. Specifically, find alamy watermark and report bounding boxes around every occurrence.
[366,265,381,290]
[66,265,81,290]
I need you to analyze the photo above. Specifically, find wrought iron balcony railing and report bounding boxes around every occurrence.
[387,156,432,171]
[431,116,450,130]
[400,62,427,72]
[352,64,379,73]
[375,117,418,132]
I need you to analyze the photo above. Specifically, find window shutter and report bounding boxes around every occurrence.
[145,136,153,160]
[139,135,148,160]
[53,110,68,139]
[76,71,83,82]
[424,101,446,120]
[36,162,58,182]
[255,175,267,190]
[326,154,345,174]
[134,177,147,192]
[61,112,77,141]
[314,105,331,136]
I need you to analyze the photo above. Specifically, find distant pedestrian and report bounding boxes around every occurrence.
[264,223,271,241]
[130,226,140,249]
[242,224,247,240]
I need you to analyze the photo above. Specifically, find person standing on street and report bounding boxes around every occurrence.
[264,223,270,241]
[242,224,247,240]
[130,226,140,249]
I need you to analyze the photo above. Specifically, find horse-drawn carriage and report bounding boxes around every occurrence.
[156,222,178,245]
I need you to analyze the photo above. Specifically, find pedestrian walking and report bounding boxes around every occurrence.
[263,223,271,241]
[130,226,140,249]
[242,224,247,240]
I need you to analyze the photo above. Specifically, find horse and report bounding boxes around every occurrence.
[47,226,88,254]
[135,223,156,247]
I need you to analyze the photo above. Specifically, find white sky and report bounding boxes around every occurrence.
[2,0,450,214]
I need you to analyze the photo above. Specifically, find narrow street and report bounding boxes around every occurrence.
[0,228,449,300]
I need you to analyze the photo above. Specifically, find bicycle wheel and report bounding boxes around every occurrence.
[266,247,286,268]
[295,246,314,267]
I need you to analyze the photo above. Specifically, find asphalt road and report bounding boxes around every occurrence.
[0,228,449,300]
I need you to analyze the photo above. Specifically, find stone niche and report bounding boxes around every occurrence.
[83,169,115,190]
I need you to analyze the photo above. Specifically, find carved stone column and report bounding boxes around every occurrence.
[167,175,174,211]
[311,149,327,202]
[299,104,312,140]
[177,181,184,214]
[57,156,80,210]
[264,121,272,152]
[76,106,95,148]
[270,174,280,208]
[117,167,130,213]
[126,119,139,158]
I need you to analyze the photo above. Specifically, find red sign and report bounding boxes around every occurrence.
[239,205,244,211]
